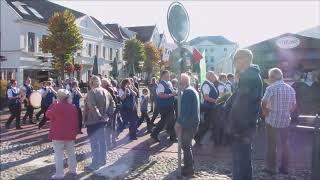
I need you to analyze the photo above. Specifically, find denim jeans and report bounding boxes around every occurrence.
[232,139,253,180]
[86,122,107,167]
[181,127,196,171]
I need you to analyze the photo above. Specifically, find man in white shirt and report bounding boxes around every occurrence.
[151,70,177,142]
[6,79,23,129]
[194,71,219,145]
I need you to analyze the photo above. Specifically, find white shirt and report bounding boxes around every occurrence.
[217,84,226,95]
[38,88,46,96]
[156,81,174,95]
[7,87,20,98]
[118,89,125,97]
[201,80,215,95]
[225,83,232,93]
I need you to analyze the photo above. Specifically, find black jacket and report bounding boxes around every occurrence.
[229,65,263,138]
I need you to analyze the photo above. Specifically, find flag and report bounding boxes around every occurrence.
[199,51,206,85]
[192,48,203,64]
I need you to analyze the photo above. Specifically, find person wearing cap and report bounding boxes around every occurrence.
[5,79,23,129]
[38,80,57,129]
[46,89,79,179]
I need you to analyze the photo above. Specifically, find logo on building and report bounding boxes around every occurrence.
[276,36,300,49]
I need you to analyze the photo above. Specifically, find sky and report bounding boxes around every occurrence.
[52,0,319,47]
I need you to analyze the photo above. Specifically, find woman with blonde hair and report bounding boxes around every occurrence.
[46,89,78,179]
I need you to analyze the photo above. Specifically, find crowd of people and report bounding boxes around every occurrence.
[4,48,302,179]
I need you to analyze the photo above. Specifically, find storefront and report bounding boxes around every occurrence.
[247,33,320,81]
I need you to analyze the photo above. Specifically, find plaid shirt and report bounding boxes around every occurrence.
[262,80,296,128]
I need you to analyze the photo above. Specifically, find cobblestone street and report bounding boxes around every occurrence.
[0,110,313,180]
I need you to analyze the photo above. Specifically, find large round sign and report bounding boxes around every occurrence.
[276,36,300,49]
[167,2,190,43]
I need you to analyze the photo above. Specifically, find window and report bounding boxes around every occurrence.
[211,67,214,71]
[103,46,106,59]
[87,43,92,57]
[12,1,30,15]
[224,48,227,51]
[199,48,203,52]
[211,56,214,63]
[28,32,35,52]
[116,49,119,61]
[109,48,113,60]
[27,7,44,19]
[95,45,99,57]
[210,48,214,52]
[20,34,25,49]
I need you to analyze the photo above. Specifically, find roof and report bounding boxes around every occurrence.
[246,33,320,51]
[297,25,320,39]
[189,36,235,45]
[105,23,136,41]
[5,0,85,24]
[126,25,156,43]
[90,17,119,42]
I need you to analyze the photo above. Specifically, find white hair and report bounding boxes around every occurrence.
[181,73,191,86]
[56,89,70,101]
[90,75,101,88]
[269,68,283,81]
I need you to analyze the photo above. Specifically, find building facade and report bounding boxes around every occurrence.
[189,36,238,74]
[1,0,124,85]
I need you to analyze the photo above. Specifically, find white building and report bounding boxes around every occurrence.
[189,36,238,74]
[1,0,124,85]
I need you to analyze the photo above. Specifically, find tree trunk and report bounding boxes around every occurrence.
[60,66,65,80]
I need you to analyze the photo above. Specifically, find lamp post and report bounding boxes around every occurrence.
[167,2,190,177]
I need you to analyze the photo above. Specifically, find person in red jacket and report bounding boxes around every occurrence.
[46,89,79,179]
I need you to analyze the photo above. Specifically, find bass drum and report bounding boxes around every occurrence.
[29,91,42,108]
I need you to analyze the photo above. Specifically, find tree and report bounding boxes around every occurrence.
[144,43,160,80]
[123,39,146,77]
[40,10,83,80]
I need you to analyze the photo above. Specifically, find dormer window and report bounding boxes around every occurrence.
[12,1,30,15]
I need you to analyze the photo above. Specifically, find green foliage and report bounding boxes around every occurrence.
[123,39,146,76]
[216,92,232,104]
[144,43,160,79]
[40,10,83,79]
[0,80,8,98]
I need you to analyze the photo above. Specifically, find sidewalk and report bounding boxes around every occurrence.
[0,110,313,180]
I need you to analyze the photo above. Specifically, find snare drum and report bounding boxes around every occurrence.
[29,91,42,108]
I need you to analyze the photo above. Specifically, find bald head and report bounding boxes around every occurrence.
[180,73,190,89]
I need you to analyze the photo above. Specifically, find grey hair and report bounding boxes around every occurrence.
[181,73,191,85]
[90,75,101,88]
[268,68,283,81]
[233,49,253,65]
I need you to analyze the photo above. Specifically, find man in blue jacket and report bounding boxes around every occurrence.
[175,73,200,177]
[229,49,263,180]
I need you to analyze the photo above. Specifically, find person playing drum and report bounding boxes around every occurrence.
[5,79,23,130]
[38,80,57,129]
[21,77,36,124]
